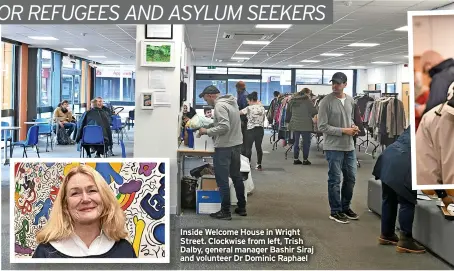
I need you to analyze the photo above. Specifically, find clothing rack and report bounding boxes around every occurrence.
[270,93,293,151]
[354,91,379,158]
[381,92,399,151]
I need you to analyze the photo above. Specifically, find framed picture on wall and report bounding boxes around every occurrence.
[140,41,175,68]
[145,24,173,40]
[141,92,154,110]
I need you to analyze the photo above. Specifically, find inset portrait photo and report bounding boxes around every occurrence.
[408,10,454,190]
[10,158,169,263]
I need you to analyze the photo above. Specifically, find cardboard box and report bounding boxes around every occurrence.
[196,190,221,214]
[201,175,218,191]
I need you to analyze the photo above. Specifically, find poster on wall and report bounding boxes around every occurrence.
[145,24,173,40]
[141,92,154,110]
[140,41,175,68]
[10,158,169,263]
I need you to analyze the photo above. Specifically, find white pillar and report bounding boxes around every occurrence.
[134,25,184,214]
[119,65,124,101]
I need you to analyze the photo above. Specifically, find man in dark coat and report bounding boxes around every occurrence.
[421,51,454,114]
[372,127,425,254]
[236,81,249,155]
[75,99,113,158]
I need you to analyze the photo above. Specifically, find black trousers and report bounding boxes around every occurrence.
[240,121,247,156]
[83,144,107,157]
[381,182,416,238]
[244,126,264,165]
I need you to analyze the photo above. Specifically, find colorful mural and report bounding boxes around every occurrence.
[13,161,166,258]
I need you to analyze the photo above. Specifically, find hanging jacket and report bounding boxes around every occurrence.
[285,92,317,132]
[372,127,415,204]
[353,103,365,136]
[75,108,113,146]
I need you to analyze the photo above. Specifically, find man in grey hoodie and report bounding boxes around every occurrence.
[318,72,360,224]
[198,85,247,220]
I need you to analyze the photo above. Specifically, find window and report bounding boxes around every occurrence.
[227,79,261,97]
[386,83,396,93]
[1,42,15,111]
[323,70,354,96]
[196,67,227,74]
[228,68,261,75]
[195,80,227,106]
[295,69,323,84]
[260,69,292,106]
[95,65,136,104]
[375,83,384,92]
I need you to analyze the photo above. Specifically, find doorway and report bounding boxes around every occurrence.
[402,83,410,125]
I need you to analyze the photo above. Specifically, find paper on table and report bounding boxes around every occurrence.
[417,194,432,201]
[148,70,166,89]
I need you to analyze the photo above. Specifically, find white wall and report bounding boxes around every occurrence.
[363,64,410,100]
[134,25,184,214]
[413,15,454,58]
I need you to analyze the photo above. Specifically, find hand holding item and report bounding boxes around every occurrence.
[199,128,207,136]
[442,196,453,208]
[342,127,358,136]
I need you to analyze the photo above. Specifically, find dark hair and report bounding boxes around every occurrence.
[60,100,69,105]
[303,88,312,94]
[247,91,258,101]
[273,91,280,97]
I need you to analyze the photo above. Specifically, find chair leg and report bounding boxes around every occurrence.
[45,135,49,152]
[36,146,40,158]
[10,142,13,158]
[23,146,27,158]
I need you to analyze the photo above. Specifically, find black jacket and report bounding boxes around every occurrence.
[372,127,415,204]
[32,239,136,258]
[75,108,113,146]
[423,58,454,114]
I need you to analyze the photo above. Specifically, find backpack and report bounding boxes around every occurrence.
[57,127,71,145]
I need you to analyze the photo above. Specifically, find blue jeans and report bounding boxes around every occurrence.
[213,144,246,213]
[325,150,357,215]
[293,131,312,160]
[381,183,415,238]
[55,122,76,137]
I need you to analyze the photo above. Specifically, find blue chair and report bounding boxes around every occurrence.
[35,118,53,152]
[13,125,40,158]
[80,125,105,158]
[128,110,134,130]
[1,121,13,158]
[111,116,123,145]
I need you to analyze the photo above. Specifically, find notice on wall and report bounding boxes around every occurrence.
[180,228,314,263]
[148,70,166,89]
[154,91,172,107]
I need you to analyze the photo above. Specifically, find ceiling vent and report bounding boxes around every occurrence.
[222,32,274,40]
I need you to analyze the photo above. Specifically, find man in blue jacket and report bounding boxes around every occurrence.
[372,127,425,254]
[236,81,249,155]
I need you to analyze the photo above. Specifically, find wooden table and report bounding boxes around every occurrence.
[176,135,215,216]
[2,126,21,165]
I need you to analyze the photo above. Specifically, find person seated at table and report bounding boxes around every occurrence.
[76,99,113,158]
[33,165,136,258]
[54,100,76,143]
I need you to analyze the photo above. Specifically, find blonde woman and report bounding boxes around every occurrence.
[33,165,136,258]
